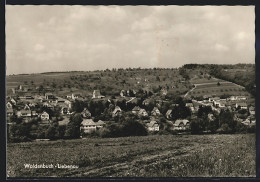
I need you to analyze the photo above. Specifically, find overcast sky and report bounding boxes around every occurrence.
[6,5,255,75]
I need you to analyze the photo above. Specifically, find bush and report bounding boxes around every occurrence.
[217,124,232,134]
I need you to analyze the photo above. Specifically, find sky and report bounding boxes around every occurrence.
[6,5,255,75]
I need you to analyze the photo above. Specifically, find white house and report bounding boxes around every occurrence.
[138,109,148,117]
[151,107,161,116]
[146,120,160,131]
[166,109,173,119]
[173,119,190,130]
[92,90,105,99]
[80,119,105,134]
[17,110,32,118]
[213,101,226,108]
[6,102,12,109]
[81,108,91,118]
[41,111,50,120]
[236,103,247,110]
[132,106,141,114]
[112,106,122,117]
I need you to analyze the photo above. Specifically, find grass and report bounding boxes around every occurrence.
[7,134,255,177]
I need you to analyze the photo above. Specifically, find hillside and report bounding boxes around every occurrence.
[6,64,255,99]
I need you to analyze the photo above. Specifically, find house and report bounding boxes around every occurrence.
[10,98,17,105]
[242,118,256,126]
[56,97,67,104]
[120,90,126,97]
[72,93,82,100]
[28,103,37,107]
[43,102,54,109]
[249,106,255,115]
[151,107,161,116]
[213,100,226,108]
[132,106,141,114]
[160,88,168,96]
[92,90,105,99]
[17,110,32,118]
[7,108,14,116]
[25,95,34,100]
[40,111,50,120]
[229,96,247,101]
[166,109,173,119]
[61,107,69,115]
[142,99,153,106]
[209,97,220,102]
[81,108,91,118]
[208,113,215,121]
[31,111,38,117]
[80,119,105,134]
[112,106,122,117]
[6,102,13,109]
[45,93,56,100]
[138,109,148,117]
[173,119,190,130]
[38,96,47,103]
[146,120,160,131]
[186,103,195,112]
[236,103,247,110]
[24,104,30,110]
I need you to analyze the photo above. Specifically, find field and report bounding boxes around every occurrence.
[187,81,249,98]
[7,134,255,178]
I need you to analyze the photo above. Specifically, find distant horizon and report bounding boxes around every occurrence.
[6,62,255,76]
[6,6,255,75]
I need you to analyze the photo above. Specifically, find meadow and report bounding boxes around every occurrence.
[7,134,255,177]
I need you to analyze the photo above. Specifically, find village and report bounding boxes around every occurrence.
[6,80,255,141]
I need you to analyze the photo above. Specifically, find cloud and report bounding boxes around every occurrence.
[6,5,255,75]
[34,44,45,51]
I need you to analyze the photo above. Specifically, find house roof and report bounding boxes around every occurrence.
[132,106,141,111]
[174,119,189,126]
[81,119,106,126]
[81,108,91,113]
[7,108,14,113]
[166,109,172,115]
[18,110,31,114]
[139,109,147,114]
[237,103,247,107]
[41,111,49,115]
[249,106,255,111]
[113,106,121,114]
[147,120,159,127]
[186,103,194,107]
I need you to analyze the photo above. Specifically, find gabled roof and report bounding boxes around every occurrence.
[139,108,147,114]
[132,106,141,111]
[41,111,49,115]
[113,106,121,114]
[81,119,106,126]
[174,119,189,126]
[147,120,159,127]
[20,110,31,114]
[236,103,247,107]
[166,109,172,115]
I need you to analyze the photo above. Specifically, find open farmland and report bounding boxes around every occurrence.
[188,81,249,98]
[7,134,255,177]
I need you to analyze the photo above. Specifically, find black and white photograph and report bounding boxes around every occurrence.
[5,5,256,178]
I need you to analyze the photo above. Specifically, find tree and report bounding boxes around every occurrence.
[45,125,59,140]
[64,114,83,139]
[218,110,236,132]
